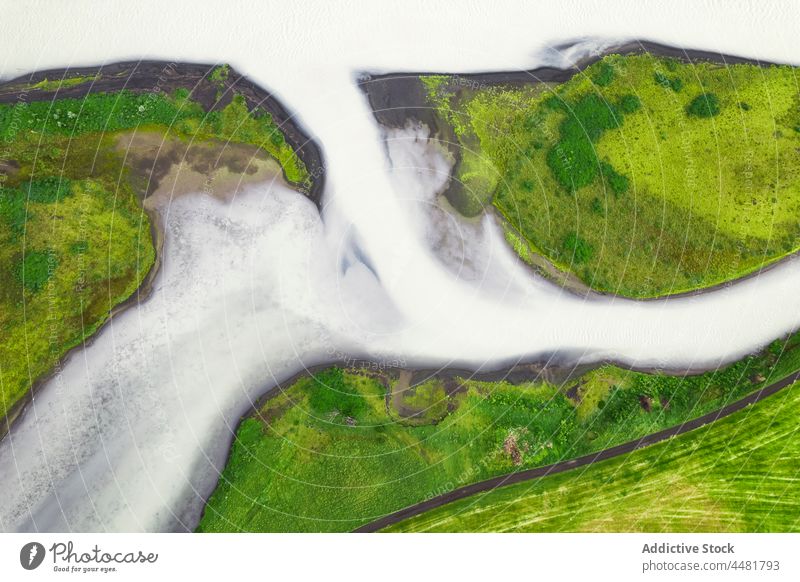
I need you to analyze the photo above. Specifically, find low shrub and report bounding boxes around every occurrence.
[15,249,58,292]
[307,368,367,419]
[687,92,721,118]
[563,232,594,264]
[592,62,615,87]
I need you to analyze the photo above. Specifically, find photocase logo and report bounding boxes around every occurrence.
[20,542,46,570]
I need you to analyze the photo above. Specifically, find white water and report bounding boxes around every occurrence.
[1,0,799,531]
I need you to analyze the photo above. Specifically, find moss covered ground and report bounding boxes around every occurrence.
[422,53,800,297]
[198,332,800,532]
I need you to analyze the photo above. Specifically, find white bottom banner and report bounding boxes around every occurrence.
[0,533,797,581]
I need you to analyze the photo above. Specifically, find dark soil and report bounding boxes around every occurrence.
[565,380,585,404]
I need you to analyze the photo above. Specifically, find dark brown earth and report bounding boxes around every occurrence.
[117,131,286,206]
[564,380,585,404]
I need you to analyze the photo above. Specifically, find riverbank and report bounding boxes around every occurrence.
[0,61,325,439]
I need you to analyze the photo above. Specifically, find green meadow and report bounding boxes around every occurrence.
[422,54,800,297]
[388,380,800,532]
[198,332,800,532]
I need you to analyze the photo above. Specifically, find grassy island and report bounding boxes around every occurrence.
[421,53,800,297]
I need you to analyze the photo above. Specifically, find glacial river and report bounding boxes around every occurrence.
[1,0,799,531]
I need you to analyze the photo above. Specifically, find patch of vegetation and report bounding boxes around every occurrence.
[421,77,549,217]
[308,367,367,419]
[686,92,721,118]
[0,172,154,418]
[421,54,800,297]
[69,240,88,254]
[173,87,190,101]
[0,187,28,234]
[198,331,800,532]
[654,71,683,92]
[390,377,450,425]
[562,232,593,264]
[592,62,615,87]
[22,176,73,203]
[599,161,628,195]
[14,249,58,292]
[420,75,469,137]
[546,93,622,191]
[30,75,98,92]
[388,382,800,532]
[210,64,230,87]
[618,94,641,113]
[204,94,307,183]
[504,229,534,264]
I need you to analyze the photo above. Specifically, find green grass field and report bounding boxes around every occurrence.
[387,381,800,533]
[423,53,800,297]
[0,82,308,419]
[198,332,800,532]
